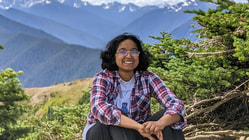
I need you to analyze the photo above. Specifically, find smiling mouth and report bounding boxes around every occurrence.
[123,61,133,64]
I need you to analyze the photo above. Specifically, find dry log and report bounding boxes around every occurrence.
[183,123,219,132]
[185,49,234,57]
[196,130,249,137]
[186,130,249,140]
[184,79,249,139]
[185,134,221,140]
[186,79,249,120]
[186,91,241,120]
[185,96,221,113]
[183,123,220,137]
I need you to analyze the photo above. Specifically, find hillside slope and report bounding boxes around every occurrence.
[0,14,102,88]
[0,14,61,42]
[0,8,105,48]
[0,32,101,88]
[24,78,93,107]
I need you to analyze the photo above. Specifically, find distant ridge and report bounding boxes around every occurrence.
[0,0,216,88]
[0,0,216,48]
[0,14,62,42]
[0,25,102,87]
[0,8,105,48]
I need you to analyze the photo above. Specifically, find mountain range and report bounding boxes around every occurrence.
[0,0,216,88]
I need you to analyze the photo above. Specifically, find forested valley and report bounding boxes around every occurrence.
[0,0,249,139]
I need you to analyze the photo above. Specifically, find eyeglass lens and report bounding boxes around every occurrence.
[117,51,140,56]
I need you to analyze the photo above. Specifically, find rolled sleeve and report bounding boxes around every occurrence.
[150,73,187,129]
[164,98,187,129]
[90,75,122,125]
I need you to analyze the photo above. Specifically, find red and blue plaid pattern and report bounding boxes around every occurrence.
[87,69,187,129]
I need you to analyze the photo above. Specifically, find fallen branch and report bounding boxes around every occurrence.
[185,96,221,113]
[186,130,249,140]
[186,91,241,120]
[196,130,249,137]
[184,79,249,139]
[186,79,249,119]
[185,134,221,140]
[185,49,234,57]
[232,79,249,92]
[183,123,220,137]
[183,123,219,132]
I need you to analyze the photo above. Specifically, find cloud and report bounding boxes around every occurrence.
[82,0,248,7]
[83,0,188,6]
[235,0,248,2]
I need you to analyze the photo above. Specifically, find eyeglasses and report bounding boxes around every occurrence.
[116,50,140,56]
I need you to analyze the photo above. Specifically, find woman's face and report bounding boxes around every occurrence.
[115,39,139,73]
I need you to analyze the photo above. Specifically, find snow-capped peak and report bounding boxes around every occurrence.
[20,0,51,8]
[0,0,195,11]
[0,0,52,9]
[166,0,197,12]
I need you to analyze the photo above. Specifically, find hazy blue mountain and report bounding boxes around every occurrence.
[0,14,62,42]
[66,1,159,27]
[119,8,194,44]
[0,8,105,49]
[119,0,216,44]
[0,0,216,48]
[0,0,217,88]
[0,32,102,88]
[20,1,122,43]
[0,14,102,88]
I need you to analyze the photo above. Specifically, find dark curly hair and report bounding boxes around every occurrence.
[101,33,151,71]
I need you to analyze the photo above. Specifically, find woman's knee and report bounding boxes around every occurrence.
[109,126,142,140]
[162,126,185,140]
[86,122,111,140]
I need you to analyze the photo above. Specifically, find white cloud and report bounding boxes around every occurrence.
[81,0,248,7]
[81,0,187,6]
[235,0,248,2]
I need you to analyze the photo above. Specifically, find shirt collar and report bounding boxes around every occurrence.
[105,69,141,82]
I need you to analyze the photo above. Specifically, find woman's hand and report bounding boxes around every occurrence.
[137,124,163,140]
[138,129,155,140]
[119,115,160,140]
[155,131,163,140]
[142,121,163,134]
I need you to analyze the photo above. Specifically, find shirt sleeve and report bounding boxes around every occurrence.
[149,73,187,129]
[90,74,122,125]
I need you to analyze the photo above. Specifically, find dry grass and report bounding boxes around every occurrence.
[24,78,93,106]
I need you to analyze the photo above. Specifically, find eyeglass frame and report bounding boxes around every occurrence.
[116,50,140,56]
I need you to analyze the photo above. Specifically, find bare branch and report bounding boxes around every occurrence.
[186,79,249,117]
[183,123,219,132]
[185,96,221,112]
[185,49,234,57]
[185,134,221,140]
[186,91,241,120]
[186,130,249,140]
[196,130,249,137]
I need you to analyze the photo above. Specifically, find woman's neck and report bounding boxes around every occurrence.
[118,71,134,81]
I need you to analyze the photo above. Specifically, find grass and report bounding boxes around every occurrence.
[23,78,93,116]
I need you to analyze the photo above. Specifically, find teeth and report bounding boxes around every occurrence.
[124,61,133,64]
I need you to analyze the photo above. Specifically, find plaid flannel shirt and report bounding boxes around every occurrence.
[87,69,187,129]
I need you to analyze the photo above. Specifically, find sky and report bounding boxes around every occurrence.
[82,0,248,7]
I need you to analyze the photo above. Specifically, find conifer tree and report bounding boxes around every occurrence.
[0,47,29,139]
[145,0,249,138]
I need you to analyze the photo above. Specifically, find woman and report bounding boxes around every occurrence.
[83,33,186,140]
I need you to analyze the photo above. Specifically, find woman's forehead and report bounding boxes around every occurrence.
[117,39,138,50]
